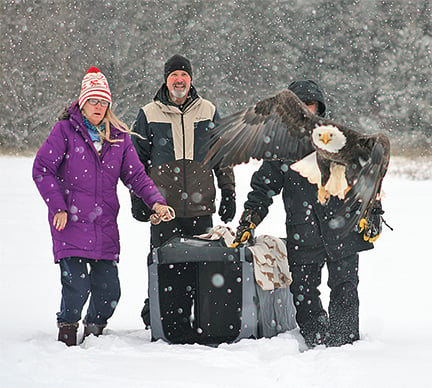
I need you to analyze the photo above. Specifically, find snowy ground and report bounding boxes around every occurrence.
[0,156,431,388]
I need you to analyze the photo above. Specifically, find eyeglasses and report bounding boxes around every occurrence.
[87,99,109,107]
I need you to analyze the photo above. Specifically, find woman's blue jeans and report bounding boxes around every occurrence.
[57,257,121,326]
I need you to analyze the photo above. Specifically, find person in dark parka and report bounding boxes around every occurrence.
[235,79,384,348]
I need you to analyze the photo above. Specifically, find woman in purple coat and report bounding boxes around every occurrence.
[33,67,175,346]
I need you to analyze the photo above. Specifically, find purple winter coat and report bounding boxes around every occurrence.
[33,101,166,262]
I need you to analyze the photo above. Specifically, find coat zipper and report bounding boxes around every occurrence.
[181,113,187,217]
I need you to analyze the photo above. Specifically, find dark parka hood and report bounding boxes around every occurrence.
[288,79,326,117]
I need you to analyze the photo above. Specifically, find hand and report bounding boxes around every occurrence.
[230,209,262,248]
[150,203,176,225]
[359,216,382,242]
[218,189,236,223]
[231,223,256,248]
[359,202,384,242]
[53,211,67,231]
[131,193,153,222]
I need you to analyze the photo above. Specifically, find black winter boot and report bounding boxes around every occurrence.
[58,322,79,346]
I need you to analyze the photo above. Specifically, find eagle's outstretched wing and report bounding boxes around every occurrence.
[204,89,390,236]
[204,90,324,168]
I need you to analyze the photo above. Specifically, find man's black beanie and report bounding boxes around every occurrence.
[288,79,326,117]
[164,54,193,82]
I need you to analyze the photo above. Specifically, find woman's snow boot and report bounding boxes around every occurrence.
[82,323,106,342]
[57,322,79,346]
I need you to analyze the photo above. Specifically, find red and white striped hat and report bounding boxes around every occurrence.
[78,66,112,109]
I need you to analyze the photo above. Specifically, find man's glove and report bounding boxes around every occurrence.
[231,209,262,248]
[359,201,384,243]
[131,193,153,222]
[219,189,236,223]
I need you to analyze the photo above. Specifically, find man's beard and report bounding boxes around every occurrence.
[171,83,188,98]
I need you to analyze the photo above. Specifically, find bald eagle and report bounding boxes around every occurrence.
[204,89,390,234]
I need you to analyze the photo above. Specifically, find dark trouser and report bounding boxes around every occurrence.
[150,215,213,249]
[290,254,359,347]
[57,257,121,326]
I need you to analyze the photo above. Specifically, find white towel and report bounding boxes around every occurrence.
[195,225,236,246]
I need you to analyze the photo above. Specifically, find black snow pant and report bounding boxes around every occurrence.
[289,254,359,347]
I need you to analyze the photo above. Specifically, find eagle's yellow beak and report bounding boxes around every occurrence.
[320,132,331,145]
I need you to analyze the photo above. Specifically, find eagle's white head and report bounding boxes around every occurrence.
[311,125,346,153]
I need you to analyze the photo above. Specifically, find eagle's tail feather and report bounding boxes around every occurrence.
[326,163,349,199]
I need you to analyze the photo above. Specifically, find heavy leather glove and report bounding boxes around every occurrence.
[219,189,236,223]
[359,201,384,243]
[131,193,153,222]
[231,209,262,248]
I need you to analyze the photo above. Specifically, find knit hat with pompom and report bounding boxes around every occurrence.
[78,66,112,109]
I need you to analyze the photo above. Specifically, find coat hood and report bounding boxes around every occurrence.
[288,79,326,117]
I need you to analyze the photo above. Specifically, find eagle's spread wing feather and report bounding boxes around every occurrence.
[204,90,319,168]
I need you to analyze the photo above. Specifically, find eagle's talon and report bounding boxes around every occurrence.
[317,185,330,204]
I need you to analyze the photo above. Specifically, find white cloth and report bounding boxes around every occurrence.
[195,225,236,246]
